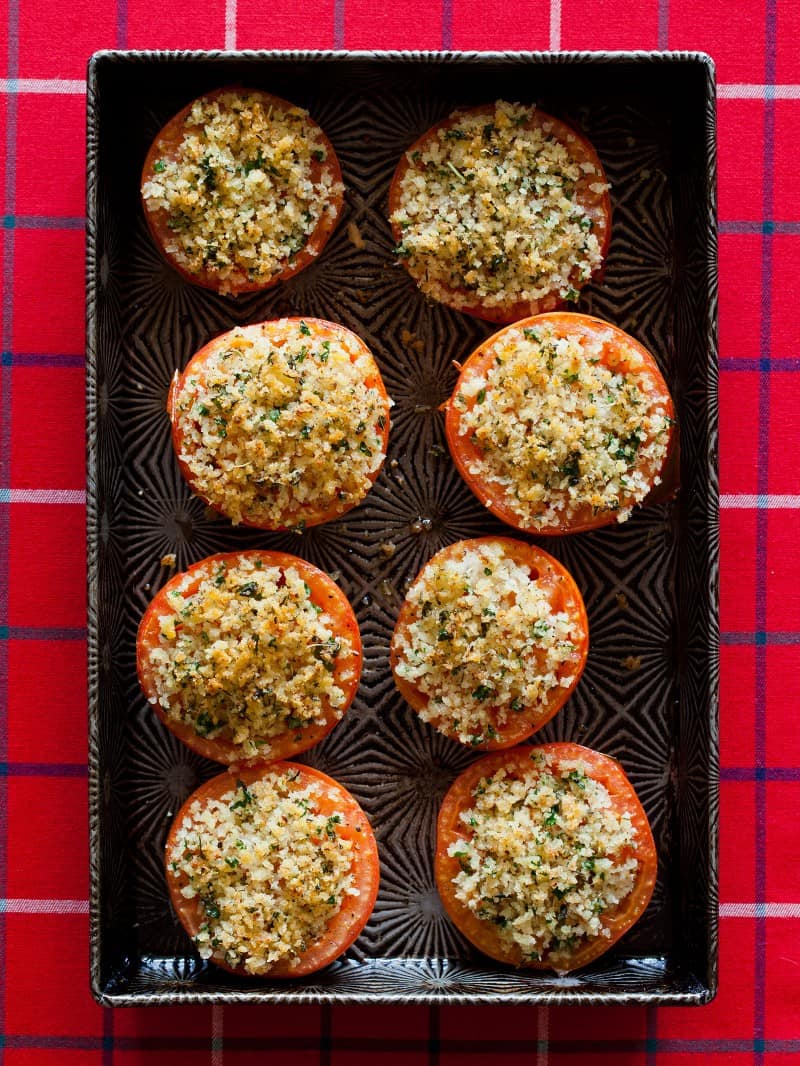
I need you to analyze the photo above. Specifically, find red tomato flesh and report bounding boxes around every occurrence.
[435,743,657,971]
[166,762,379,977]
[137,550,362,768]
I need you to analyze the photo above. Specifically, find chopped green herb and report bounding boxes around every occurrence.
[230,781,255,811]
[471,684,494,701]
[195,711,215,736]
[237,581,261,599]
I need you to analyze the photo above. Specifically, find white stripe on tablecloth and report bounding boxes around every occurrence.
[1,78,799,100]
[0,898,89,913]
[212,1004,224,1066]
[225,0,237,49]
[720,903,800,918]
[5,898,799,917]
[2,490,799,509]
[537,1006,549,1066]
[549,0,561,51]
[718,83,800,99]
[0,488,86,504]
[0,77,86,93]
[720,494,800,509]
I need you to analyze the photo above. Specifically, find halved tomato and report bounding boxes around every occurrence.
[436,743,657,972]
[389,102,611,323]
[166,762,379,977]
[168,318,391,530]
[137,550,362,767]
[444,312,677,535]
[141,87,343,295]
[390,537,588,749]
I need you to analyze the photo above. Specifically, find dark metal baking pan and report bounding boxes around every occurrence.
[86,49,719,1005]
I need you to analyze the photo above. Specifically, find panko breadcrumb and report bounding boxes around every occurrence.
[143,554,358,759]
[141,90,343,293]
[170,319,390,529]
[390,101,609,317]
[168,771,358,975]
[449,317,674,530]
[391,540,586,747]
[447,751,640,967]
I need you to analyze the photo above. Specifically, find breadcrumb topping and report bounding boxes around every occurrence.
[173,321,388,528]
[145,555,357,758]
[392,541,585,746]
[142,91,342,292]
[391,101,606,311]
[169,771,357,974]
[448,751,640,965]
[454,321,673,527]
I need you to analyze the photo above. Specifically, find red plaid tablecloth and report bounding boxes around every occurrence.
[1,0,798,1061]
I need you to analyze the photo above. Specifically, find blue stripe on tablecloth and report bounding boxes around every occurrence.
[0,2,19,1061]
[0,626,87,640]
[658,0,669,49]
[0,625,796,644]
[0,1035,799,1053]
[722,359,800,371]
[4,214,800,235]
[333,0,345,48]
[8,351,799,372]
[721,221,800,234]
[721,631,800,644]
[1,351,792,372]
[321,1003,332,1066]
[7,761,796,783]
[441,0,453,49]
[0,215,797,234]
[116,0,127,49]
[1,215,85,229]
[721,767,800,782]
[755,2,778,1061]
[1,352,84,366]
[0,763,88,778]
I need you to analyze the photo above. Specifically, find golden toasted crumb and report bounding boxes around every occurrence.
[454,321,672,528]
[393,541,585,746]
[144,555,357,758]
[173,321,388,528]
[391,101,607,312]
[449,751,640,965]
[169,771,356,974]
[347,221,365,249]
[142,91,342,293]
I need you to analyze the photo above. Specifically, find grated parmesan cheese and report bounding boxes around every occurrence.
[168,771,357,974]
[392,541,585,746]
[144,555,357,758]
[173,321,388,528]
[454,321,673,528]
[142,91,343,293]
[391,101,607,312]
[448,751,640,965]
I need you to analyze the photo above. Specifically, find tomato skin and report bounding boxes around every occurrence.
[390,537,588,750]
[165,762,380,978]
[388,105,611,324]
[435,743,657,972]
[444,311,677,536]
[169,317,391,530]
[136,550,362,768]
[141,87,344,295]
